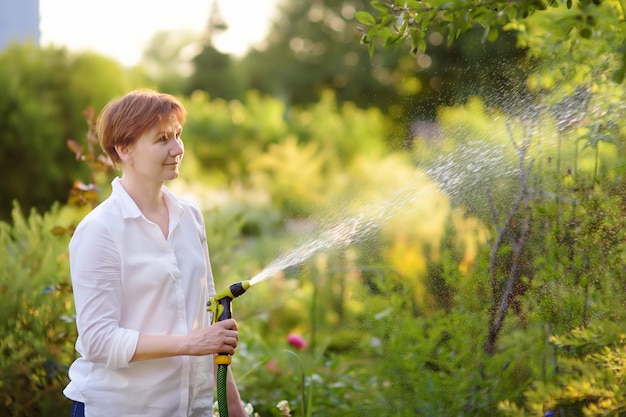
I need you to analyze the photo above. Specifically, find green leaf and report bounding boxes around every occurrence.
[487,25,499,42]
[507,6,517,21]
[355,11,376,26]
[371,1,390,13]
[613,62,626,83]
[381,14,394,26]
[580,27,592,38]
[384,33,403,47]
[399,15,409,34]
[377,26,393,40]
[418,38,427,52]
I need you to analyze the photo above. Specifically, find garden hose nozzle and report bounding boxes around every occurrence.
[206,280,251,417]
[207,280,251,326]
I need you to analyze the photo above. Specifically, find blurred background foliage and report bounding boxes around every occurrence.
[3,0,626,416]
[0,0,529,221]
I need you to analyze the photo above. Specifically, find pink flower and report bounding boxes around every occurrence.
[287,333,308,350]
[267,358,280,374]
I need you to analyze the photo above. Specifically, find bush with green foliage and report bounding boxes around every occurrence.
[0,43,139,221]
[0,204,75,417]
[180,89,392,217]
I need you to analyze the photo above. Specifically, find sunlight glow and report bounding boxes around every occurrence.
[39,0,277,66]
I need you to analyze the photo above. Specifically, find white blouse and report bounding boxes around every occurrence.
[64,177,217,417]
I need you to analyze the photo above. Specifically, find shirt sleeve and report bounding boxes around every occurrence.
[69,217,139,369]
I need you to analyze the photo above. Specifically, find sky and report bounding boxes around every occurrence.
[39,0,279,66]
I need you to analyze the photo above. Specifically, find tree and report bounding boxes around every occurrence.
[356,0,620,81]
[238,0,529,130]
[139,29,201,95]
[185,0,245,100]
[0,43,131,220]
[240,0,407,110]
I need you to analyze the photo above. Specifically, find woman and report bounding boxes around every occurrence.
[64,89,247,417]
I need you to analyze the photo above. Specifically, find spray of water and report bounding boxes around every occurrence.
[249,182,428,285]
[248,138,525,286]
[248,84,602,287]
[248,214,373,285]
[248,146,512,286]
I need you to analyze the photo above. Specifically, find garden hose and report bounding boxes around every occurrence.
[207,280,252,417]
[215,357,230,415]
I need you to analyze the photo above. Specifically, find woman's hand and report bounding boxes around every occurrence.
[186,319,239,356]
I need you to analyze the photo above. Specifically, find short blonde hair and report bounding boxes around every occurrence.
[97,89,187,167]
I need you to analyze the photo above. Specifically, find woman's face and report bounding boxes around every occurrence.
[119,115,184,183]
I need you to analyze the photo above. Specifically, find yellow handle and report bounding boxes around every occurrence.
[214,355,232,365]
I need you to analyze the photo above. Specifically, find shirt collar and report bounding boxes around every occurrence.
[111,177,184,222]
[111,177,142,219]
[162,184,184,222]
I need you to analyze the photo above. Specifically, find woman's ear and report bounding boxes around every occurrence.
[115,144,133,165]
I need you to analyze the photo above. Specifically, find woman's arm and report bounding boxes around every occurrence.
[131,319,239,362]
[70,219,137,369]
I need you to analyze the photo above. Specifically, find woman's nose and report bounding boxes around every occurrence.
[170,138,184,156]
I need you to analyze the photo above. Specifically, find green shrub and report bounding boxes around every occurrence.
[0,44,134,221]
[0,203,76,417]
[180,90,391,217]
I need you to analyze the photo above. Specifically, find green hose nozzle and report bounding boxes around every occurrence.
[206,280,251,417]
